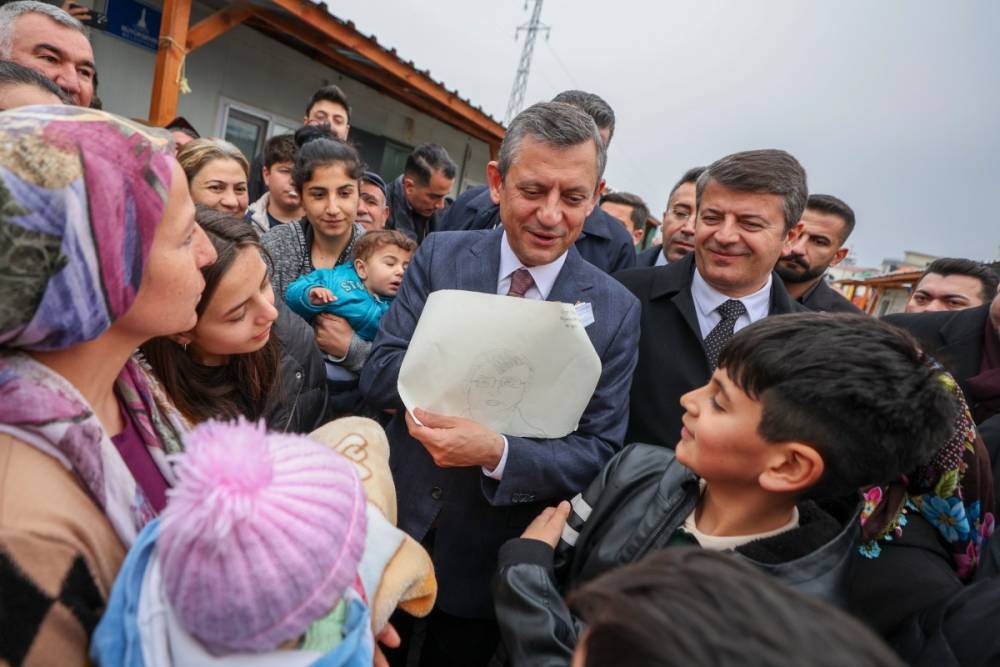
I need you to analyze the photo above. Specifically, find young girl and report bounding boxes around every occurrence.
[142,209,329,433]
[262,126,370,373]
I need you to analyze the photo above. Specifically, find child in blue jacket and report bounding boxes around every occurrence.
[286,230,417,340]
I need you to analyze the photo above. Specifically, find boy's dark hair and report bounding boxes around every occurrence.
[292,125,364,189]
[305,84,351,121]
[806,193,857,241]
[569,548,903,667]
[696,149,808,232]
[404,143,457,186]
[718,313,957,496]
[551,89,616,143]
[262,133,296,169]
[600,191,649,230]
[353,229,417,264]
[0,59,67,102]
[921,257,999,303]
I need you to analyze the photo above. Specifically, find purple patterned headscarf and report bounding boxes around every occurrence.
[0,105,175,350]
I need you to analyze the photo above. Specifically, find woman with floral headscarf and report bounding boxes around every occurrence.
[849,374,997,664]
[0,106,216,663]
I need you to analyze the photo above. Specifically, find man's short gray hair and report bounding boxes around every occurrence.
[497,101,607,188]
[695,149,808,232]
[0,1,86,59]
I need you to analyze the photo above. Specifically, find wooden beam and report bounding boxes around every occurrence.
[267,0,505,142]
[186,5,253,53]
[250,10,499,146]
[149,0,191,126]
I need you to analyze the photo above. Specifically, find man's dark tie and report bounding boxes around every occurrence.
[704,299,748,371]
[507,268,535,298]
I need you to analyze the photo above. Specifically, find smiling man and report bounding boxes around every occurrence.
[615,149,807,449]
[0,1,95,107]
[361,101,640,666]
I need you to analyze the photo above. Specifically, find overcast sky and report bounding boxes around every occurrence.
[335,0,999,267]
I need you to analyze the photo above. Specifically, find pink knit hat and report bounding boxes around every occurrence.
[157,419,367,653]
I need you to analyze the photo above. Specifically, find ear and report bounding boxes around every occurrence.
[781,221,804,256]
[829,246,850,267]
[262,165,270,182]
[632,228,644,245]
[403,175,415,193]
[486,161,503,206]
[354,258,368,280]
[758,442,824,495]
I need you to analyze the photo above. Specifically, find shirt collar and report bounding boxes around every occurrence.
[498,230,568,300]
[691,268,772,320]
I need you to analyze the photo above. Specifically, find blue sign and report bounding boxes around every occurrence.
[105,0,162,52]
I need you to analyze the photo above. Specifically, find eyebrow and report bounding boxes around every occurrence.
[223,298,250,317]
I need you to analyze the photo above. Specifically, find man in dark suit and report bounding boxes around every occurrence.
[617,149,808,449]
[637,166,706,267]
[361,101,640,666]
[884,291,1000,461]
[775,193,862,313]
[436,90,636,274]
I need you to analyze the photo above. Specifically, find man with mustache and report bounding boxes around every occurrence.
[776,194,862,313]
[361,101,640,666]
[637,166,705,267]
[616,149,807,449]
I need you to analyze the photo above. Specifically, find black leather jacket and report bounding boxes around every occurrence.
[264,302,329,433]
[492,444,861,666]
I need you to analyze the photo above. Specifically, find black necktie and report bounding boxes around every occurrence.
[704,299,748,371]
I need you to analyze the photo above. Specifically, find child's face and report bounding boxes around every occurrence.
[675,368,774,484]
[355,245,412,297]
[263,160,300,211]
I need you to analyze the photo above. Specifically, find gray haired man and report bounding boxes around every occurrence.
[0,1,95,107]
[361,101,640,666]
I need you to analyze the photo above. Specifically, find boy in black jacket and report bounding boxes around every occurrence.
[493,313,958,666]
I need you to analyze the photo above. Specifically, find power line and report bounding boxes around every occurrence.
[505,0,550,125]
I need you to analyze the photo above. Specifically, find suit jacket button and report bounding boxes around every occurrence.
[430,486,443,500]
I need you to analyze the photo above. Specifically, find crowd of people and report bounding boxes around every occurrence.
[2,2,1000,666]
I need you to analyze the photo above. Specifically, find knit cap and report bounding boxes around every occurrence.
[157,418,367,654]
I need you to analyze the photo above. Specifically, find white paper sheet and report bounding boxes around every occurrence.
[397,290,602,439]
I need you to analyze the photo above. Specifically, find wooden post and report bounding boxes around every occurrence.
[149,0,192,126]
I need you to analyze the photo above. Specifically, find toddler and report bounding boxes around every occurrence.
[91,417,437,665]
[285,230,416,340]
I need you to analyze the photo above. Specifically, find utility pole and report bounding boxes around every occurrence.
[504,0,549,125]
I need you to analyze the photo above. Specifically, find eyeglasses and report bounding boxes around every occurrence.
[472,376,527,391]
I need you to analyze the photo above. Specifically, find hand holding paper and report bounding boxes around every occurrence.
[405,408,505,469]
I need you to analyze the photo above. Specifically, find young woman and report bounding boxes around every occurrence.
[142,209,329,433]
[0,107,216,661]
[176,137,250,215]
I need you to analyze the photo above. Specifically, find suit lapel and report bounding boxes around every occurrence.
[457,228,503,294]
[937,306,988,382]
[547,248,593,305]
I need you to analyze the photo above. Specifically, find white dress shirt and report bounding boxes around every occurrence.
[483,231,569,480]
[655,248,668,266]
[690,268,772,340]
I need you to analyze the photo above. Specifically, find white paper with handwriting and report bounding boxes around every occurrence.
[397,290,602,438]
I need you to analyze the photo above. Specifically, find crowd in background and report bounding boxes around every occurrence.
[2,2,1000,666]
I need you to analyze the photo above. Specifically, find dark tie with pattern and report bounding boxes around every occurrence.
[507,268,535,298]
[703,299,748,371]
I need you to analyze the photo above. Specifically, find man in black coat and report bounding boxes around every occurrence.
[616,149,808,448]
[385,143,457,244]
[776,193,862,313]
[884,293,1000,464]
[636,166,706,268]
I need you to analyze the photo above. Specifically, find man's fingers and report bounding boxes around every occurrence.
[413,407,455,429]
